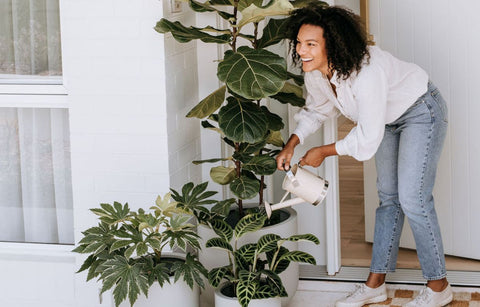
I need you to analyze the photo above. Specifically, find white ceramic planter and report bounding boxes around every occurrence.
[199,208,298,307]
[119,253,199,307]
[215,285,281,307]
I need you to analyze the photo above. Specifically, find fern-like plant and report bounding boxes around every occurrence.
[206,211,319,307]
[73,193,208,307]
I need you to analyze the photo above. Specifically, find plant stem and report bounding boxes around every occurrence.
[270,242,284,272]
[259,175,264,206]
[253,22,259,49]
[235,142,244,216]
[231,0,239,52]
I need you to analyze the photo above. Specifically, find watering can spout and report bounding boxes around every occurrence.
[263,164,329,218]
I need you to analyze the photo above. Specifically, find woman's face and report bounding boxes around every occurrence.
[296,24,329,75]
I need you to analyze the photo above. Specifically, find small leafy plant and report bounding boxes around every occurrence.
[206,212,319,307]
[73,193,208,307]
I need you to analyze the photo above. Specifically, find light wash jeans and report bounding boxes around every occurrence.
[370,81,448,280]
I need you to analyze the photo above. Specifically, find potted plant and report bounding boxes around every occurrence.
[72,193,208,307]
[207,211,319,307]
[156,0,327,304]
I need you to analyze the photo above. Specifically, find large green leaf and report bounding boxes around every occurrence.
[266,130,284,147]
[256,17,289,48]
[257,233,281,253]
[192,157,231,165]
[253,283,279,299]
[237,271,259,307]
[99,256,149,307]
[237,139,266,155]
[270,91,305,107]
[235,243,258,263]
[287,71,304,86]
[210,219,234,242]
[281,81,304,98]
[154,19,231,44]
[261,106,284,131]
[260,270,288,297]
[270,81,305,107]
[206,237,234,252]
[285,233,320,245]
[210,166,237,185]
[90,202,130,225]
[171,253,208,290]
[217,46,287,100]
[186,86,226,119]
[242,155,277,175]
[218,97,268,143]
[170,182,218,211]
[237,0,294,28]
[234,213,267,238]
[230,175,260,200]
[278,250,316,265]
[208,266,231,288]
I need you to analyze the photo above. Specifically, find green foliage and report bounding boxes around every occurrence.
[155,2,328,305]
[218,47,287,100]
[73,195,207,307]
[170,181,218,224]
[155,0,333,216]
[205,212,320,307]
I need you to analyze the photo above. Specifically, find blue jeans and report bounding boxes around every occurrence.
[370,81,448,280]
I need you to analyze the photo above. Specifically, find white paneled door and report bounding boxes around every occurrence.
[364,0,480,261]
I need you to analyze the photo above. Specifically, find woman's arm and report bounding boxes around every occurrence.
[276,134,300,170]
[300,143,338,167]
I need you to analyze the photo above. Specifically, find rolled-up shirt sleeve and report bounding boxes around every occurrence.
[293,73,339,144]
[335,64,388,161]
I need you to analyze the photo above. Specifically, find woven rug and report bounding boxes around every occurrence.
[366,288,480,307]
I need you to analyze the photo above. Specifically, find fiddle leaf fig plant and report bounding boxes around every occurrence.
[73,193,207,307]
[206,212,320,306]
[156,0,328,216]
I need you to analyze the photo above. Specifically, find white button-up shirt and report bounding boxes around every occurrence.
[292,46,429,161]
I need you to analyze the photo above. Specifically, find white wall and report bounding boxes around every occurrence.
[0,0,200,306]
[364,0,480,260]
[164,2,203,190]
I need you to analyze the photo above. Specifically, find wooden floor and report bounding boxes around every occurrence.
[338,117,480,271]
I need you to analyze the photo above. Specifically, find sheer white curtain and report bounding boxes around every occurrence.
[0,0,62,76]
[0,108,73,244]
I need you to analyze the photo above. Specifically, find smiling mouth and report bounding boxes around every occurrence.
[301,58,313,62]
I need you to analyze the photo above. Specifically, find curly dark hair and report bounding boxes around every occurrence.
[287,3,370,80]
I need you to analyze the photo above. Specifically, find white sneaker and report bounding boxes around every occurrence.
[404,284,453,307]
[335,283,388,307]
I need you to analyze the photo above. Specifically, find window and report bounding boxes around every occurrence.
[0,0,62,80]
[0,0,73,245]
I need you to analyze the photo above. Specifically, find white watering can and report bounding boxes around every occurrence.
[263,164,329,218]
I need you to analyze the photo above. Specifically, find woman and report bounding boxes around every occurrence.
[277,4,452,307]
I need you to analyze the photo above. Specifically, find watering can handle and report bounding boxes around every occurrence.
[279,190,291,203]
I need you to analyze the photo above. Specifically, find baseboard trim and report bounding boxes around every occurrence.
[300,265,480,287]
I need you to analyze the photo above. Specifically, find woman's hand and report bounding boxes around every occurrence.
[276,134,300,170]
[277,146,295,171]
[299,143,338,168]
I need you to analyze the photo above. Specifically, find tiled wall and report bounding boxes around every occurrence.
[162,1,203,192]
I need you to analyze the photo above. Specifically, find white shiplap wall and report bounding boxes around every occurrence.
[365,0,480,260]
